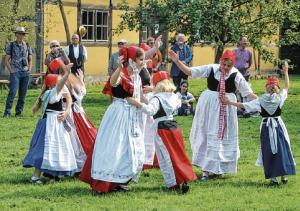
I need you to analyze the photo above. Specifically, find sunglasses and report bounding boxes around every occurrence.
[51,45,59,48]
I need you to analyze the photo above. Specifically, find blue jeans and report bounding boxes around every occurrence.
[4,71,30,115]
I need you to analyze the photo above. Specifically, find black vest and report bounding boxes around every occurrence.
[111,84,132,99]
[260,106,281,118]
[69,44,85,74]
[153,97,178,130]
[207,68,237,93]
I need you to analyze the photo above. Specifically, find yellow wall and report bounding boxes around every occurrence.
[43,0,279,76]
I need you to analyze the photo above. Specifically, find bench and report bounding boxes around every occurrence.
[30,72,45,87]
[0,80,9,93]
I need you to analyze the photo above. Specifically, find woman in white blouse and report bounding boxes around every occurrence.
[168,50,257,180]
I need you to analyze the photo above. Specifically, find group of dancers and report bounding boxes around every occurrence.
[22,35,296,195]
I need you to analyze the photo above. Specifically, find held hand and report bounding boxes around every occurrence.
[168,50,179,63]
[126,97,138,106]
[143,85,153,94]
[154,35,162,49]
[222,97,231,105]
[57,111,68,122]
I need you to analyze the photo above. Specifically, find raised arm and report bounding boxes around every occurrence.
[110,56,124,86]
[56,63,72,93]
[145,35,162,59]
[168,50,191,76]
[282,61,289,91]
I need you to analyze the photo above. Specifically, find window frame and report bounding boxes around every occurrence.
[81,9,109,42]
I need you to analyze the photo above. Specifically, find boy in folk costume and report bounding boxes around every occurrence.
[224,62,296,185]
[168,50,257,180]
[23,64,79,184]
[127,71,197,194]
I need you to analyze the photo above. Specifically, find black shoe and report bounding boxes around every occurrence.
[92,190,104,196]
[181,182,190,194]
[116,185,129,192]
[15,114,23,118]
[3,114,10,118]
[200,176,209,181]
[281,178,288,184]
[268,180,279,186]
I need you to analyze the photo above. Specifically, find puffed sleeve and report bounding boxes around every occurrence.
[243,98,261,113]
[235,71,253,97]
[141,97,160,116]
[49,85,69,104]
[279,88,288,108]
[189,64,214,78]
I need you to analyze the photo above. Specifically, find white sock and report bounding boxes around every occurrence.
[202,171,209,177]
[270,177,277,182]
[31,176,40,181]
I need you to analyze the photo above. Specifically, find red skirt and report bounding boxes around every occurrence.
[73,111,96,155]
[157,127,197,184]
[80,147,121,193]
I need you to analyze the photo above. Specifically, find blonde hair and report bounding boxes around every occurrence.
[153,79,176,93]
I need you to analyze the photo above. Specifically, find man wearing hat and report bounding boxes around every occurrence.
[107,39,127,76]
[64,33,87,74]
[3,27,32,118]
[170,33,192,91]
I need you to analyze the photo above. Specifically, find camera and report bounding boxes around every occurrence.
[21,58,28,67]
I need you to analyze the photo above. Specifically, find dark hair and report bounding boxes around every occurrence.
[180,80,188,86]
[136,48,144,59]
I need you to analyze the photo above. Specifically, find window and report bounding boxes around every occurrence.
[81,10,108,42]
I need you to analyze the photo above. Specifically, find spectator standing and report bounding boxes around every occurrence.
[3,27,32,118]
[170,33,192,90]
[234,37,252,82]
[107,39,127,76]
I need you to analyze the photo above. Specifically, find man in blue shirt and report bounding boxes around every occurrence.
[3,27,32,118]
[170,34,192,90]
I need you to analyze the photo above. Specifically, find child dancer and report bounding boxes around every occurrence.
[127,71,197,193]
[224,62,296,185]
[80,46,146,194]
[23,64,79,184]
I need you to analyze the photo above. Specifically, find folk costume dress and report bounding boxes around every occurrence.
[80,68,145,193]
[189,64,253,174]
[242,89,296,179]
[23,86,79,176]
[140,92,197,187]
[139,67,159,169]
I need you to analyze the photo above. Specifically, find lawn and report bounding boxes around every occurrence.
[0,76,299,210]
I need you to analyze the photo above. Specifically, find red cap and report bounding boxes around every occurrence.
[119,46,141,62]
[48,58,64,73]
[221,50,236,65]
[152,71,170,86]
[44,74,58,88]
[140,43,151,51]
[265,76,280,88]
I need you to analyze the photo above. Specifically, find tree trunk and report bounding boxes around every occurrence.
[253,48,257,71]
[13,0,20,14]
[35,0,44,72]
[214,44,224,63]
[57,0,71,45]
[108,0,113,60]
[257,50,261,75]
[77,0,81,40]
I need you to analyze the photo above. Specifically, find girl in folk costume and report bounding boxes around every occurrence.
[80,46,146,194]
[63,69,97,172]
[224,62,296,185]
[127,71,197,193]
[168,50,257,180]
[67,69,96,155]
[23,64,79,184]
[139,42,159,169]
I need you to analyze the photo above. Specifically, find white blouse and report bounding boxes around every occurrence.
[189,64,253,97]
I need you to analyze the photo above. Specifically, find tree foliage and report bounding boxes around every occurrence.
[117,0,300,69]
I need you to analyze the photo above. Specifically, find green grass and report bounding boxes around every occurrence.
[0,76,300,210]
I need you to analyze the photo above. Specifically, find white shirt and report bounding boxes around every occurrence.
[64,44,88,62]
